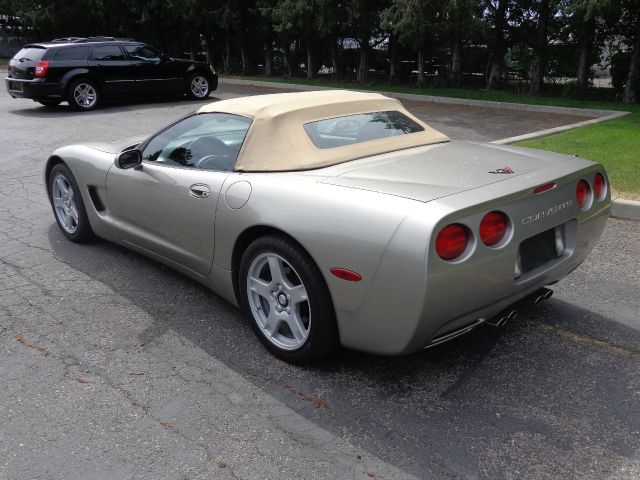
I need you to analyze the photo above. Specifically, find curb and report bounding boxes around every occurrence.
[219,77,639,222]
[611,198,640,221]
[219,77,626,118]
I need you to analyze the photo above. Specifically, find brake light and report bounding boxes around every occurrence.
[436,224,469,260]
[479,211,509,246]
[533,182,556,194]
[594,173,606,200]
[576,179,590,209]
[34,61,49,77]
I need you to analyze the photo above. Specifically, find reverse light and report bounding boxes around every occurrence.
[330,268,362,282]
[576,179,591,209]
[594,172,606,200]
[34,61,49,77]
[436,224,469,261]
[479,211,509,246]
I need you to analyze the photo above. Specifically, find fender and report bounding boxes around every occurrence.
[60,68,100,95]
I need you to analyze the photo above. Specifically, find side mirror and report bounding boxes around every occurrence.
[115,149,142,169]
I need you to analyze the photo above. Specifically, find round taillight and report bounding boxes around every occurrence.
[594,173,606,200]
[576,179,590,209]
[479,211,509,246]
[436,224,469,260]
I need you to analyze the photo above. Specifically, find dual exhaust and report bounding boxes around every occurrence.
[486,287,554,328]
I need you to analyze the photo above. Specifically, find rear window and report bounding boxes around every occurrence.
[54,46,90,60]
[90,45,125,61]
[13,47,46,62]
[303,111,425,149]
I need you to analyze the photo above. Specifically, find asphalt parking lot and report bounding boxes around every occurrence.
[1,85,639,480]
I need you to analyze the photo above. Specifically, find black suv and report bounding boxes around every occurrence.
[5,37,218,110]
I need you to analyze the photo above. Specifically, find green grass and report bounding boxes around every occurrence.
[225,75,640,197]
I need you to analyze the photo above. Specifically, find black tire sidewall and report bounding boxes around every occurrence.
[239,235,338,364]
[186,72,211,99]
[48,163,94,242]
[67,78,100,110]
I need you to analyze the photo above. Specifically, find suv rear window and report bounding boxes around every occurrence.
[54,46,90,60]
[303,111,425,149]
[90,45,125,61]
[13,47,46,61]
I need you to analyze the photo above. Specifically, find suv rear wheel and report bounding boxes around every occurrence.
[67,79,100,110]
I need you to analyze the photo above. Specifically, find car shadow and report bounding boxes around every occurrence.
[47,223,640,479]
[6,94,228,119]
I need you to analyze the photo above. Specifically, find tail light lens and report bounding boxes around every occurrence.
[479,211,509,246]
[436,224,469,260]
[576,179,590,209]
[594,173,606,200]
[34,61,49,77]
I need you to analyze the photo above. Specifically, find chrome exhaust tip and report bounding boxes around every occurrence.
[487,309,518,328]
[534,287,554,304]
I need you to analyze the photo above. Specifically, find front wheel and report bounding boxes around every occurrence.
[67,79,100,111]
[239,235,338,364]
[186,73,211,99]
[48,163,94,242]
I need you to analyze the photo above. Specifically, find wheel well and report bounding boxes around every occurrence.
[64,75,101,97]
[45,155,65,194]
[231,226,320,303]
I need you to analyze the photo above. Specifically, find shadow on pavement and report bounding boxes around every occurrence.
[47,222,640,479]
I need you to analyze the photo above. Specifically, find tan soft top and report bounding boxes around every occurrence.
[198,90,449,172]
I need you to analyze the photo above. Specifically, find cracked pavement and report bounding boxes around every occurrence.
[0,85,639,480]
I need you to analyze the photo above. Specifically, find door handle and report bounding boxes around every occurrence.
[189,184,211,198]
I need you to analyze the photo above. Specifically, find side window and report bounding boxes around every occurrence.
[141,113,252,171]
[54,46,90,60]
[123,44,162,62]
[89,45,125,61]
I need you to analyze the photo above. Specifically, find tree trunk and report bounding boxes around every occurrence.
[623,15,640,104]
[486,0,508,89]
[450,36,463,87]
[241,46,247,75]
[331,42,340,81]
[264,41,272,77]
[576,17,595,98]
[281,45,291,78]
[223,35,230,74]
[306,40,314,80]
[357,41,369,83]
[389,33,397,83]
[530,0,550,94]
[417,47,425,87]
[205,37,213,67]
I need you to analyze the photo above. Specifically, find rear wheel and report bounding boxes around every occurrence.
[239,235,338,364]
[67,79,100,111]
[186,73,211,99]
[48,163,94,242]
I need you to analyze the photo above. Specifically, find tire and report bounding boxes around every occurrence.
[38,100,61,107]
[67,78,100,111]
[239,235,339,364]
[186,72,211,99]
[48,163,94,242]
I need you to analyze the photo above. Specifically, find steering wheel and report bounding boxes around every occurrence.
[187,136,232,170]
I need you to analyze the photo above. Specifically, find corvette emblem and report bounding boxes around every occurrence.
[488,167,514,174]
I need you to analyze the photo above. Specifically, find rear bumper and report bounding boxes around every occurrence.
[5,77,62,100]
[337,162,611,355]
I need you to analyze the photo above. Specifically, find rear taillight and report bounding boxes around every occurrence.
[436,224,469,260]
[479,211,509,246]
[576,179,591,209]
[34,61,49,77]
[594,172,606,200]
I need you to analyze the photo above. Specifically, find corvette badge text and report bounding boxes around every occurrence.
[521,199,573,225]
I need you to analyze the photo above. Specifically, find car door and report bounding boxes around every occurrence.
[105,112,253,276]
[88,44,136,97]
[122,44,181,94]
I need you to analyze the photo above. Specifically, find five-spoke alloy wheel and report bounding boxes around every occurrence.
[239,235,338,363]
[48,164,94,242]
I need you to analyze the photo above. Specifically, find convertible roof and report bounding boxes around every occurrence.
[198,90,449,172]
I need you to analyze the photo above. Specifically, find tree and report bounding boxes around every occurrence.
[529,0,557,93]
[622,0,640,103]
[442,0,481,87]
[272,0,316,79]
[485,0,512,89]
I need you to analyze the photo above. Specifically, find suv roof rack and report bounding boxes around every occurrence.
[50,36,136,43]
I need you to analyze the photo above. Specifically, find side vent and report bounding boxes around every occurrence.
[87,186,105,212]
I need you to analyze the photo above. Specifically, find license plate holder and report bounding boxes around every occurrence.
[10,81,23,92]
[518,227,561,275]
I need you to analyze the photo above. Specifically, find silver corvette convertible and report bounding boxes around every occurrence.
[46,90,610,363]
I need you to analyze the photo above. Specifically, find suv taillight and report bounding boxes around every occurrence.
[34,61,49,77]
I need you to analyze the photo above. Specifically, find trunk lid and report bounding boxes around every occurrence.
[8,46,48,80]
[316,141,574,203]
